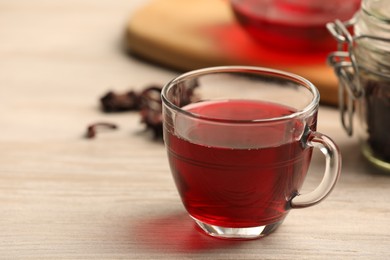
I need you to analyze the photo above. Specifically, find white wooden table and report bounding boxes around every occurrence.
[1,1,389,259]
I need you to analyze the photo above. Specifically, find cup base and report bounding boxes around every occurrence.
[191,216,283,240]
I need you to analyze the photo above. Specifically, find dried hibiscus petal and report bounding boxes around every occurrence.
[86,122,118,139]
[100,90,140,112]
[97,80,199,140]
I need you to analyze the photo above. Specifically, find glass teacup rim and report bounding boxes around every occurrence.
[161,66,320,124]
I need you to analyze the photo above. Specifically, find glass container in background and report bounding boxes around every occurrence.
[230,0,361,54]
[328,0,390,171]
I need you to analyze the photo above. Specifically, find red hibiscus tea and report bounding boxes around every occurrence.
[230,0,360,54]
[164,100,313,228]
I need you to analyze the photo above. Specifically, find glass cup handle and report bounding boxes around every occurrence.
[290,131,342,209]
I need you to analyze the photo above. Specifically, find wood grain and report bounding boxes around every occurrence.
[1,0,390,259]
[126,0,339,105]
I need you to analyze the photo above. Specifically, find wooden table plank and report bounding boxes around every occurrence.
[0,0,389,259]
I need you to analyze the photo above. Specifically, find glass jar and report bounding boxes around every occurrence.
[327,0,390,171]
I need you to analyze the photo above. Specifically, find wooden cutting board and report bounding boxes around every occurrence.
[125,0,339,105]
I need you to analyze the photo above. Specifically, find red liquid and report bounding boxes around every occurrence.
[165,100,314,228]
[230,0,360,53]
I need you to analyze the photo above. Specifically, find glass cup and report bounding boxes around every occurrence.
[161,66,341,239]
[229,0,360,54]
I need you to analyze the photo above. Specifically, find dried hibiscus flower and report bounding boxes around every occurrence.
[86,122,118,139]
[95,80,198,140]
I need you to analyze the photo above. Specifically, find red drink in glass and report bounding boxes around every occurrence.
[230,0,360,53]
[165,100,312,228]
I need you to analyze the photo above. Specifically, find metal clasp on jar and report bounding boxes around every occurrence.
[327,17,390,136]
[326,18,362,136]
